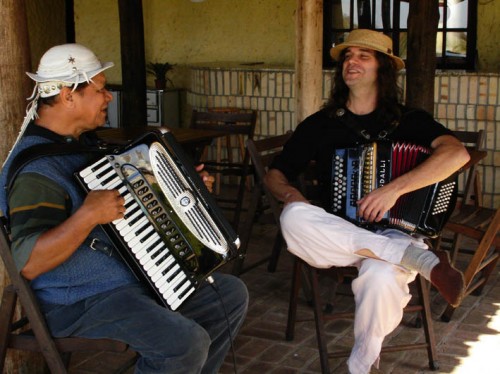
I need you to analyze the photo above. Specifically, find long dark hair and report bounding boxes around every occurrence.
[323,49,404,125]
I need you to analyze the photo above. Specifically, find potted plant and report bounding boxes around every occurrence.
[147,61,174,90]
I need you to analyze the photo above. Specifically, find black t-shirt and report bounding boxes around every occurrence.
[270,106,454,210]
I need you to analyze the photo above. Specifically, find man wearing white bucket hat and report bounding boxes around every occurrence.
[0,44,248,373]
[265,29,470,373]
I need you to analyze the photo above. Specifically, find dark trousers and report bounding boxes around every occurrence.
[43,273,249,373]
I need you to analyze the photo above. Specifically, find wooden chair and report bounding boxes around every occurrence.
[231,133,292,276]
[286,258,439,373]
[190,109,257,228]
[0,217,136,373]
[435,130,500,321]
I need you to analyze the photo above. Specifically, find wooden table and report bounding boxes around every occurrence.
[96,126,224,161]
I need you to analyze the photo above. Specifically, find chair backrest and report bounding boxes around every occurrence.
[191,110,257,137]
[0,217,131,373]
[245,132,293,226]
[231,132,293,275]
[452,129,486,206]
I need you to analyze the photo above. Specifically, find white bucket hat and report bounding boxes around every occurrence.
[2,44,114,169]
[27,43,114,98]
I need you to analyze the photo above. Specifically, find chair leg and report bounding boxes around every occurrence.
[286,259,302,341]
[472,246,500,295]
[307,264,331,374]
[450,233,462,264]
[231,185,262,276]
[286,260,331,373]
[267,231,283,272]
[416,275,439,371]
[0,286,17,371]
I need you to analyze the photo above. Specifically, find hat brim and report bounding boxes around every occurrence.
[330,43,405,70]
[26,61,114,83]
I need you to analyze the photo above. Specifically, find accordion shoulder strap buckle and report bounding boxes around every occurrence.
[335,108,399,141]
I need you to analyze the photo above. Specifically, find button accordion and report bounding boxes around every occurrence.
[76,129,240,310]
[330,141,457,237]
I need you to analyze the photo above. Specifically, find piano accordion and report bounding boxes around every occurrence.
[76,129,240,310]
[330,141,457,237]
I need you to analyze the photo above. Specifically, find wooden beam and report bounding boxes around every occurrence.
[118,0,147,128]
[406,0,439,114]
[295,0,323,125]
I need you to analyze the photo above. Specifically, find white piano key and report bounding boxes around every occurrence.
[169,287,195,310]
[127,225,155,248]
[148,258,177,282]
[154,259,180,292]
[157,272,191,298]
[114,205,142,228]
[87,170,118,189]
[168,277,192,302]
[122,217,148,241]
[162,272,186,298]
[83,163,113,184]
[140,248,170,272]
[141,243,167,271]
[134,240,163,262]
[79,158,108,178]
[149,253,176,280]
[116,209,144,232]
[133,234,161,257]
[159,275,185,300]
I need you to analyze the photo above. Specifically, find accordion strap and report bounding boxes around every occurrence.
[335,108,399,141]
[5,142,112,193]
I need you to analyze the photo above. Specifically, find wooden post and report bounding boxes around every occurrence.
[295,0,323,125]
[0,0,32,169]
[118,0,147,128]
[0,3,46,371]
[406,0,439,114]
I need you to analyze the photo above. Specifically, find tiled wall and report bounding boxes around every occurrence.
[188,66,499,208]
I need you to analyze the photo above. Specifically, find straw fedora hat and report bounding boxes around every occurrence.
[330,29,405,70]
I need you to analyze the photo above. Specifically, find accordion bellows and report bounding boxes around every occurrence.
[331,141,457,237]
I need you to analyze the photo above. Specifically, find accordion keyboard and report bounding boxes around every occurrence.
[79,157,196,310]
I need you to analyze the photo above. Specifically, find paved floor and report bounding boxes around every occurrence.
[66,215,500,374]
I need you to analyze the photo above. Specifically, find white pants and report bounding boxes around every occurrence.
[281,202,423,374]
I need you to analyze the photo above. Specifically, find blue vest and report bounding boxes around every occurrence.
[0,133,138,305]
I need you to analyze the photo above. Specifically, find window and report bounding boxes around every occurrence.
[323,0,477,70]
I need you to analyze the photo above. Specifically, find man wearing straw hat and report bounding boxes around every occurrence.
[265,29,470,373]
[0,44,248,373]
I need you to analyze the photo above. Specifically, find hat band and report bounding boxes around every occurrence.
[37,81,74,98]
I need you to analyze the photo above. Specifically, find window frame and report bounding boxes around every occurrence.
[322,0,478,70]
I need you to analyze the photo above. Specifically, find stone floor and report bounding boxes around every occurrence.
[66,214,500,374]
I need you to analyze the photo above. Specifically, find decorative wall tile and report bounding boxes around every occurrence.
[466,105,476,120]
[447,104,456,119]
[440,75,449,102]
[468,76,479,105]
[260,72,268,97]
[456,104,466,119]
[449,76,459,104]
[488,76,498,105]
[459,76,469,104]
[478,76,488,105]
[276,73,283,97]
